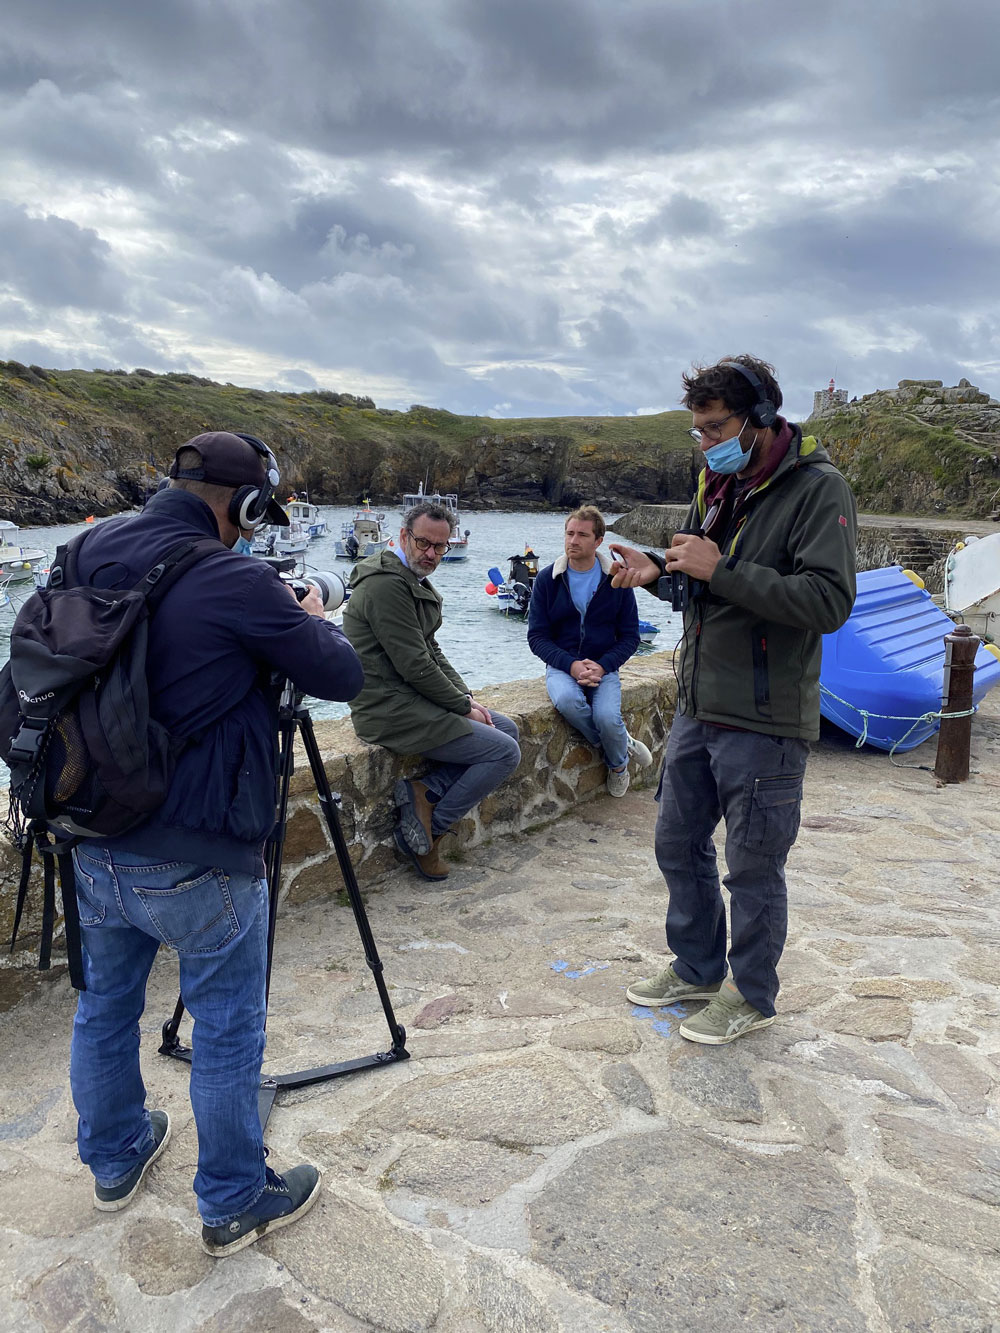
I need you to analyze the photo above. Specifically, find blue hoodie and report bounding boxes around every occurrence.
[73,487,364,872]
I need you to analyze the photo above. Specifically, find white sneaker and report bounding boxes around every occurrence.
[607,766,630,797]
[626,734,653,767]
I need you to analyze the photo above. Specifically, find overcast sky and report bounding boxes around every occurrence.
[1,1,998,420]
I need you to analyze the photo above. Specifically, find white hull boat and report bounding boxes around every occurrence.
[0,521,47,582]
[944,533,1000,642]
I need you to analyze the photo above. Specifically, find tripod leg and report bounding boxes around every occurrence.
[296,707,408,1056]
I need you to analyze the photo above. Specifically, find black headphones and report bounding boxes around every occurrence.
[228,433,281,529]
[720,362,778,430]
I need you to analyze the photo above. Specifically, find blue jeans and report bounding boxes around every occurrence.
[654,715,809,1016]
[545,667,628,770]
[420,713,520,835]
[70,847,269,1226]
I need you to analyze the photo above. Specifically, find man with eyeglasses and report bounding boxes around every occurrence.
[610,356,857,1045]
[343,500,520,879]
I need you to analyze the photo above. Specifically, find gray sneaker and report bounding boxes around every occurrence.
[625,963,724,1007]
[678,979,775,1045]
[626,734,653,767]
[607,766,630,797]
[94,1110,171,1212]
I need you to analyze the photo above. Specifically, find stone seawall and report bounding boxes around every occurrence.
[0,657,677,970]
[612,504,998,595]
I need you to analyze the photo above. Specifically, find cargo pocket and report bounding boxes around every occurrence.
[743,773,803,855]
[133,869,239,953]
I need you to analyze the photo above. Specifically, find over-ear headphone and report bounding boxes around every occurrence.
[228,434,281,529]
[720,362,778,430]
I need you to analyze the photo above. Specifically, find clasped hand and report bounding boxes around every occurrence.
[571,658,604,687]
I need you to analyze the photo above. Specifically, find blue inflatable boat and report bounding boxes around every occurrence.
[819,566,1000,751]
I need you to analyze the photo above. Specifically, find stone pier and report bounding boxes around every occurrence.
[1,692,999,1330]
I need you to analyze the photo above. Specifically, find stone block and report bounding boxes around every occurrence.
[826,998,913,1042]
[26,1259,118,1333]
[529,1126,865,1331]
[872,1245,1000,1332]
[550,1019,641,1054]
[601,1061,655,1114]
[385,1138,537,1206]
[561,744,594,770]
[576,764,607,796]
[196,1289,319,1333]
[911,1042,994,1114]
[281,806,328,862]
[875,1112,1000,1206]
[121,1217,212,1294]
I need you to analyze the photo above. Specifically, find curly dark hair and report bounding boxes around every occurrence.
[680,355,783,416]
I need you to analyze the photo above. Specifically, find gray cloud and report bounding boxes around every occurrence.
[0,0,996,418]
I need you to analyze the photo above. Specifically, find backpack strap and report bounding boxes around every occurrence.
[9,831,34,955]
[58,851,85,991]
[138,536,228,610]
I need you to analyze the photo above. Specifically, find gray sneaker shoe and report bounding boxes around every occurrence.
[94,1110,171,1212]
[678,979,776,1044]
[625,963,724,1007]
[626,733,653,767]
[201,1164,322,1257]
[607,766,630,797]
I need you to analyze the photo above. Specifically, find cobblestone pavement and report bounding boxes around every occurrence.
[2,700,999,1332]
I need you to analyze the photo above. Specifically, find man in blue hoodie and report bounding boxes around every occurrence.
[527,506,652,796]
[67,432,364,1256]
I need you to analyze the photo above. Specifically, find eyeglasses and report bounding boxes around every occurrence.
[406,532,451,556]
[687,411,742,443]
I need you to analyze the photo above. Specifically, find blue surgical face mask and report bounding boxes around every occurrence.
[233,535,254,556]
[703,420,753,475]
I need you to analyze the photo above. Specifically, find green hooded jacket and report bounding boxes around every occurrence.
[659,426,857,740]
[342,549,473,753]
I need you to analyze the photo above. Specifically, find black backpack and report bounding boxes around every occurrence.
[1,530,225,987]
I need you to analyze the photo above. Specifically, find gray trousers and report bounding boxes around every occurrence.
[420,713,520,836]
[654,714,809,1016]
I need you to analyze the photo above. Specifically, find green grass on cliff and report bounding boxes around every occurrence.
[804,408,996,516]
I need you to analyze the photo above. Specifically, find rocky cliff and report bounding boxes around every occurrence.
[2,362,997,525]
[0,362,699,524]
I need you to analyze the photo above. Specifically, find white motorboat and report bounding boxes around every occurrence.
[0,521,47,582]
[284,495,328,540]
[335,503,393,560]
[401,485,470,561]
[253,518,310,558]
[943,532,1000,643]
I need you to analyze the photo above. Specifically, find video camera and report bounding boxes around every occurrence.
[261,557,348,613]
[657,570,705,613]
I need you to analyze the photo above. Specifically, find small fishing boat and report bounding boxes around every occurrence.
[252,518,310,558]
[819,566,1000,752]
[335,502,392,561]
[401,485,470,561]
[943,532,1000,643]
[284,495,328,540]
[485,550,539,617]
[637,619,660,645]
[0,521,47,582]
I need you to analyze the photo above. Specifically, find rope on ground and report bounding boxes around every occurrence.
[819,684,979,766]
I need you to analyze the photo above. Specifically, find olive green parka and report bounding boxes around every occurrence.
[656,426,857,740]
[342,549,473,754]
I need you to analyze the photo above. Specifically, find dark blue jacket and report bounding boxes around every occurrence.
[527,552,640,676]
[74,487,364,872]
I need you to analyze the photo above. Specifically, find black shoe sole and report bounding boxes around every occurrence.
[393,778,432,855]
[201,1172,323,1257]
[393,826,448,881]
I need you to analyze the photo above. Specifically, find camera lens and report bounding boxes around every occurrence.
[303,570,347,612]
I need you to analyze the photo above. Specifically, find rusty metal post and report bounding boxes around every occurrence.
[934,624,980,783]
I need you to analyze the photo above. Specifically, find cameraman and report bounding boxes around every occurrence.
[66,432,363,1255]
[611,357,857,1046]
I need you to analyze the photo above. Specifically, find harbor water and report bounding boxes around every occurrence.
[0,506,681,726]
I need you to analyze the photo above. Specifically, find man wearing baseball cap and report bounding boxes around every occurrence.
[65,431,363,1256]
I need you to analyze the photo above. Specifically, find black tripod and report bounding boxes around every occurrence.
[160,681,409,1129]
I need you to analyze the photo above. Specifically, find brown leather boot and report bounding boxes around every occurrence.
[393,777,435,854]
[415,835,449,881]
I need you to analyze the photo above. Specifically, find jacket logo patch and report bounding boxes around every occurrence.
[838,515,847,526]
